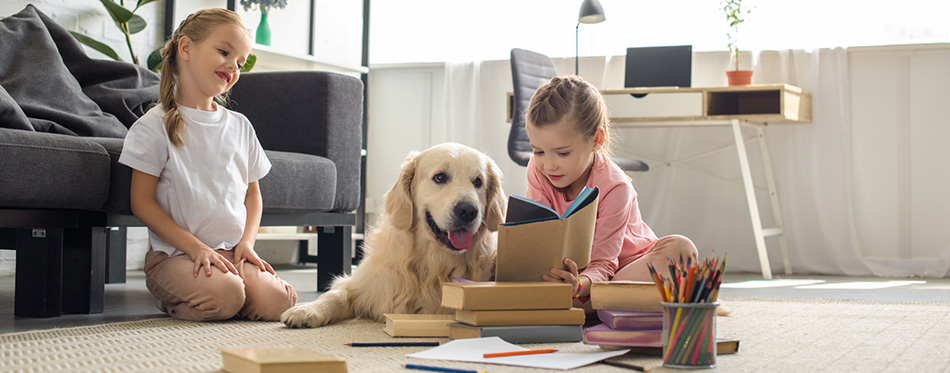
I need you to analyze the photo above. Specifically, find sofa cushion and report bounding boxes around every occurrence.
[260,150,337,213]
[87,137,130,214]
[0,128,109,210]
[91,138,337,215]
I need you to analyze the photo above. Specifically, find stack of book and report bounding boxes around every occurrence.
[584,281,665,349]
[440,281,585,343]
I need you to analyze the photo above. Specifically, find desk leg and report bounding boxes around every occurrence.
[731,120,773,280]
[756,127,793,275]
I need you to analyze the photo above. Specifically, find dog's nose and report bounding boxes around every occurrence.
[454,201,479,223]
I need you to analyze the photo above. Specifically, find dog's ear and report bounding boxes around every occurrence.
[483,156,506,232]
[384,151,419,231]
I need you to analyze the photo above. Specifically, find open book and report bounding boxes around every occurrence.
[495,187,599,282]
[504,186,599,225]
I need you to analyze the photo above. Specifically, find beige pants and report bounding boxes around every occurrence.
[144,249,297,321]
[612,234,699,282]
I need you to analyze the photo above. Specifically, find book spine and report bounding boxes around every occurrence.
[480,325,583,343]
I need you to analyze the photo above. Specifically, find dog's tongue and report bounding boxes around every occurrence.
[449,230,472,250]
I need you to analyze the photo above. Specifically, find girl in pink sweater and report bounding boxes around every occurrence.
[524,75,698,308]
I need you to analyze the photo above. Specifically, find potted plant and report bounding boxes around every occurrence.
[722,0,752,85]
[241,0,288,46]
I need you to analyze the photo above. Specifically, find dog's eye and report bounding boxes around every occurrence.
[432,172,447,184]
[473,177,483,188]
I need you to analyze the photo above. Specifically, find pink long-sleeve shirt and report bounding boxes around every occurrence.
[526,153,658,282]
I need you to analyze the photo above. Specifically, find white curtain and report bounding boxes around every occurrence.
[441,48,949,277]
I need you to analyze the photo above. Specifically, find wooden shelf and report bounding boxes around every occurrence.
[251,44,368,74]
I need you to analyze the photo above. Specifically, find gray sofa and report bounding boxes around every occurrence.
[0,70,363,318]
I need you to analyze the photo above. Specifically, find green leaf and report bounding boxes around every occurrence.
[127,14,147,34]
[69,31,122,61]
[100,0,134,23]
[241,54,256,73]
[147,47,164,72]
[135,0,162,11]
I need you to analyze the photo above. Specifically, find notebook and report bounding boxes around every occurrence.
[624,45,692,89]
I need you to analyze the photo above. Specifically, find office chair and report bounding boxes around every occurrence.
[509,48,649,172]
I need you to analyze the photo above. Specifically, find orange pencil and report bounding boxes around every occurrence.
[484,349,558,358]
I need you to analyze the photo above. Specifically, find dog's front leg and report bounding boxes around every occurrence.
[281,280,353,328]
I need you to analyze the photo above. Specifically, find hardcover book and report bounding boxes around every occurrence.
[220,346,346,373]
[589,281,663,312]
[596,309,663,330]
[495,187,599,282]
[448,323,583,343]
[454,308,586,326]
[383,314,455,337]
[440,281,573,311]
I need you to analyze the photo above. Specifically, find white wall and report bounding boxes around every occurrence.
[364,44,950,273]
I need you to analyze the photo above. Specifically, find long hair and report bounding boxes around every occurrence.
[525,75,614,157]
[159,8,247,147]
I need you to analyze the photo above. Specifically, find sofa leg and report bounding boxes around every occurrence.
[104,226,127,284]
[62,226,106,314]
[316,226,352,291]
[14,228,63,318]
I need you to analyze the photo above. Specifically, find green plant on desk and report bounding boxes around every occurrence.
[722,0,752,71]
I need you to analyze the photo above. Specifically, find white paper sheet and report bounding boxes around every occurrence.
[406,337,630,370]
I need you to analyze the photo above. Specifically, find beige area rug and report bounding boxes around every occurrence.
[2,297,949,372]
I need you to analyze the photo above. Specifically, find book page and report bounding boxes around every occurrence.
[407,336,628,370]
[505,195,559,224]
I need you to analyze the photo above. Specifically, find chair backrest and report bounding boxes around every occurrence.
[509,48,557,167]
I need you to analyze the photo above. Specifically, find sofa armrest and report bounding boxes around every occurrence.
[227,71,363,212]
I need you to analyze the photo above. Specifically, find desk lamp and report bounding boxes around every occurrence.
[576,0,606,75]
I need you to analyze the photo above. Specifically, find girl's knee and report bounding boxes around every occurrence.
[659,234,698,257]
[190,275,246,321]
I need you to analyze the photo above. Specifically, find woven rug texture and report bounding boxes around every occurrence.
[2,297,949,372]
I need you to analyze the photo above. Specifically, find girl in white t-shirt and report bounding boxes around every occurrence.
[119,8,296,321]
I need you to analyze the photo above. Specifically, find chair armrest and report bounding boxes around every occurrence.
[226,71,363,212]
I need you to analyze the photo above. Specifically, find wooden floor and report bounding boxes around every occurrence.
[2,266,949,334]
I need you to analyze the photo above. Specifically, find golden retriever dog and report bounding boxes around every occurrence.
[281,143,505,328]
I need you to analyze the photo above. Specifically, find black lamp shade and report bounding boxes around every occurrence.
[578,0,606,24]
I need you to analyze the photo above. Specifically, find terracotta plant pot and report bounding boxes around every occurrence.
[726,70,753,86]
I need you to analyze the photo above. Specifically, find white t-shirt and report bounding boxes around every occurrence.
[119,104,271,257]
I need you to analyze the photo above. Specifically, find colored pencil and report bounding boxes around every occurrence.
[483,348,557,358]
[346,342,440,347]
[404,364,486,373]
[600,359,650,372]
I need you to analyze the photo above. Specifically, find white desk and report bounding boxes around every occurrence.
[507,84,812,279]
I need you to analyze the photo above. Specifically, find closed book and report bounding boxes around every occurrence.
[440,282,573,311]
[589,281,663,312]
[596,309,663,330]
[583,324,740,354]
[597,338,741,355]
[454,308,586,326]
[448,323,583,343]
[220,346,346,373]
[582,323,662,347]
[384,314,455,337]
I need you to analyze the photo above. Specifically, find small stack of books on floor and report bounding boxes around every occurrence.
[582,278,739,355]
[440,281,585,343]
[584,281,666,349]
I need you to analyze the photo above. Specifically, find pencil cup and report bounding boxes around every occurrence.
[661,301,719,369]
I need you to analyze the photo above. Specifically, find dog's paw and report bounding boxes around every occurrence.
[280,304,331,328]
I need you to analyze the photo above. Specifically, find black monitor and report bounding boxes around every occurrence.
[624,45,692,88]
